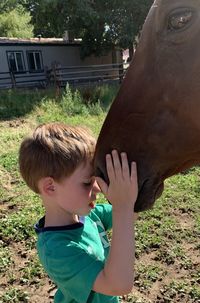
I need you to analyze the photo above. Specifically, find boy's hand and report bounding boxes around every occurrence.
[96,150,138,210]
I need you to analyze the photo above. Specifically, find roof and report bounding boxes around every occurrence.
[0,37,81,46]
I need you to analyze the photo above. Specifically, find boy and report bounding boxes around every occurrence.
[19,122,138,303]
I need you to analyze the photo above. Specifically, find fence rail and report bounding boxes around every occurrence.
[0,63,129,90]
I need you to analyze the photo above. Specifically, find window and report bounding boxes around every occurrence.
[27,51,43,72]
[7,51,25,73]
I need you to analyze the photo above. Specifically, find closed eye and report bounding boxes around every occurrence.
[83,177,95,187]
[83,181,92,187]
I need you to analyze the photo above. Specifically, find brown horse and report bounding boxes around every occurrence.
[94,0,200,212]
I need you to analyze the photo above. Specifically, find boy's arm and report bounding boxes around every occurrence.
[94,150,138,296]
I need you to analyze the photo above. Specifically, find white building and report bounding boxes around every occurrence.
[0,37,123,88]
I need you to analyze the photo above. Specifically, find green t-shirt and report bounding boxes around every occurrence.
[35,204,119,303]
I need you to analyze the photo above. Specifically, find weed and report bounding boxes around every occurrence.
[0,195,42,243]
[0,288,29,303]
[0,152,18,173]
[20,257,45,285]
[122,295,148,303]
[60,84,89,116]
[135,264,165,291]
[160,280,200,302]
[0,246,13,273]
[80,83,119,110]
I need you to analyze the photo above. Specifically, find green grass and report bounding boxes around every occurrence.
[0,247,13,274]
[0,84,200,303]
[1,288,29,303]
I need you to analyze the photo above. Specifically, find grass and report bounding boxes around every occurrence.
[0,84,200,303]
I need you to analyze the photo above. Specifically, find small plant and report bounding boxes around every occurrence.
[134,264,164,291]
[122,295,147,303]
[80,84,119,109]
[0,200,42,242]
[189,286,200,301]
[0,246,12,273]
[0,89,47,119]
[88,101,103,115]
[60,84,89,116]
[20,257,45,285]
[160,280,200,302]
[0,152,18,173]
[0,288,29,303]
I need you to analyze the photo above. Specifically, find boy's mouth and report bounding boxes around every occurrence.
[89,202,95,209]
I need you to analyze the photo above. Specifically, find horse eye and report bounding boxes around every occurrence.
[168,10,193,31]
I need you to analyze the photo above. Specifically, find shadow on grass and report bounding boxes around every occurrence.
[0,88,57,121]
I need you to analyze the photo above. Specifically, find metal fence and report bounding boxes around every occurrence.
[0,63,129,90]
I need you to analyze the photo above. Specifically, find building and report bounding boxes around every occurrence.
[0,37,123,88]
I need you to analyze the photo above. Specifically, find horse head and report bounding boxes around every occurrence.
[94,0,200,212]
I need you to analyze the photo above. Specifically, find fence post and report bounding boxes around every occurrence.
[52,66,60,98]
[10,71,16,88]
[44,66,51,88]
[119,62,123,84]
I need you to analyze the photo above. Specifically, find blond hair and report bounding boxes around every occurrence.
[19,123,96,193]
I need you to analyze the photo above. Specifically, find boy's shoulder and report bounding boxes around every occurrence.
[88,203,113,231]
[89,203,112,218]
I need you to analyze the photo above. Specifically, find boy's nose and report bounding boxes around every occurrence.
[93,180,101,193]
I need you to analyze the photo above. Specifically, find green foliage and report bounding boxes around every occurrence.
[60,84,104,116]
[0,288,29,303]
[60,84,89,116]
[0,88,54,119]
[67,0,154,57]
[135,264,165,290]
[0,151,18,173]
[1,209,37,242]
[0,85,116,120]
[80,84,119,110]
[26,0,70,38]
[160,280,200,301]
[0,5,33,38]
[20,256,46,284]
[0,0,27,12]
[0,0,154,56]
[20,0,154,57]
[0,247,12,273]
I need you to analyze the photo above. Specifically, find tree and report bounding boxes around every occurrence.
[22,0,154,57]
[0,5,34,38]
[105,0,154,58]
[22,0,70,37]
[0,0,28,12]
[66,0,154,58]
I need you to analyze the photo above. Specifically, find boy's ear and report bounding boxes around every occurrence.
[38,177,56,196]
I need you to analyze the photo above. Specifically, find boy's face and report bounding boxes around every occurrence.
[53,161,101,216]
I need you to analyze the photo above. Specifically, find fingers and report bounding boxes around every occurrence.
[130,161,137,183]
[107,150,130,181]
[101,150,138,207]
[106,150,137,184]
[111,150,122,178]
[106,154,115,181]
[121,152,130,180]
